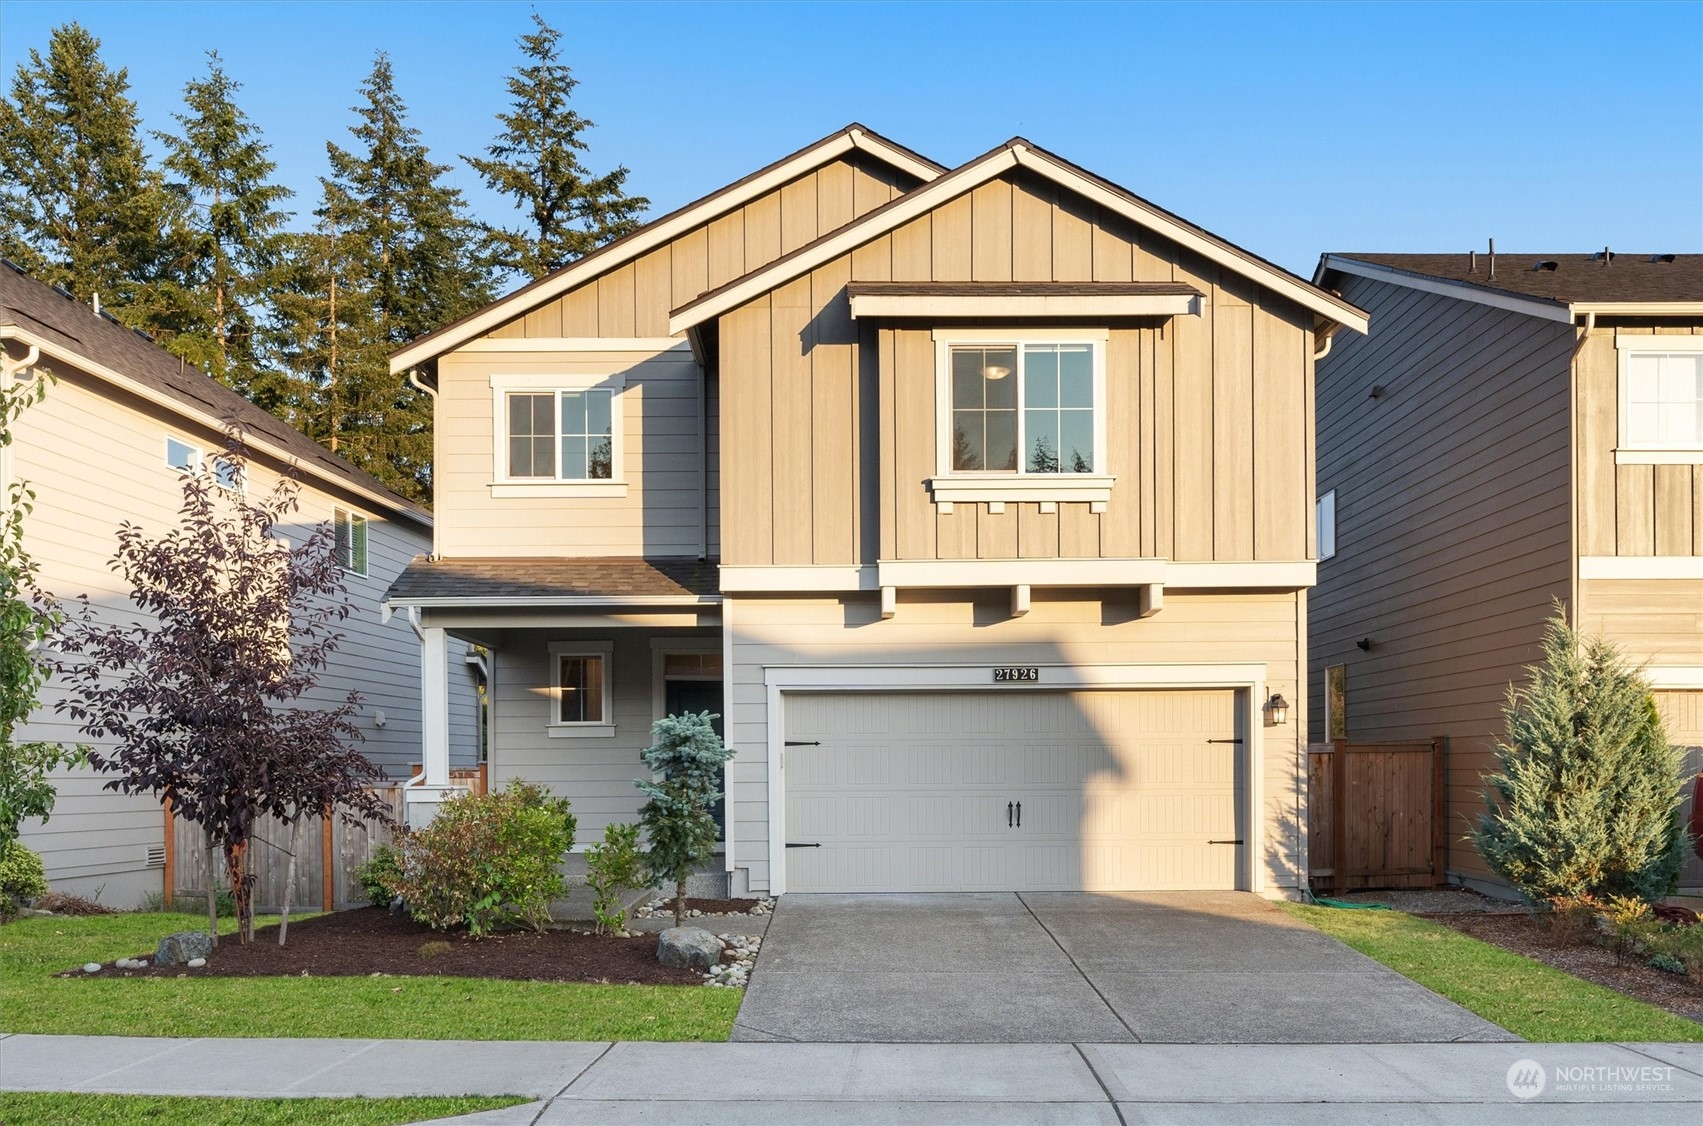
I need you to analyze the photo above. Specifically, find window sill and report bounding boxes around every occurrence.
[1613,448,1703,465]
[490,481,629,499]
[547,723,616,739]
[928,475,1115,505]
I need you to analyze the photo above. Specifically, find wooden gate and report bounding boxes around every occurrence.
[1308,738,1445,892]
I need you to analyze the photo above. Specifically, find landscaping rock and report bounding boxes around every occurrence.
[154,930,214,966]
[81,962,101,974]
[657,926,722,970]
[187,957,207,968]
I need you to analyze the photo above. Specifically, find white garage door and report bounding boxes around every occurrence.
[784,689,1243,892]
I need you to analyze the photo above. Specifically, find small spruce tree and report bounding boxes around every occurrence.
[636,712,731,928]
[1472,612,1689,905]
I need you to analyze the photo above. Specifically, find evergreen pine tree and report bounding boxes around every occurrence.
[283,52,493,501]
[466,12,648,280]
[1472,612,1689,904]
[0,22,178,316]
[153,52,295,402]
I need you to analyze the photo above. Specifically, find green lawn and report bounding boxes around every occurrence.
[1280,902,1703,1042]
[0,1093,525,1126]
[1,911,739,1041]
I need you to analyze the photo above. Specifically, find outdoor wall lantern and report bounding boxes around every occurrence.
[1266,693,1290,725]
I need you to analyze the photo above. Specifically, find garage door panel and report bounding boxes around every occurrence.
[785,689,1244,893]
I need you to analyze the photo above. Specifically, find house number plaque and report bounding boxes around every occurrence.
[992,667,1040,682]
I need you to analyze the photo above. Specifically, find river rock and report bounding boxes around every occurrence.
[154,930,214,966]
[658,926,723,970]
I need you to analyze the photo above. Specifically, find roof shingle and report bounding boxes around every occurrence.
[387,556,721,604]
[1326,253,1703,306]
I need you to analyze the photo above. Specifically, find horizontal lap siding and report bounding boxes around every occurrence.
[720,169,1314,567]
[1309,275,1574,886]
[11,371,466,906]
[1578,579,1703,664]
[727,590,1306,894]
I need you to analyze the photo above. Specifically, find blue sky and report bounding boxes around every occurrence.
[1,1,1698,276]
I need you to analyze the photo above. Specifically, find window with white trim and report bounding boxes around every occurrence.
[165,435,243,491]
[549,641,614,736]
[1316,490,1336,560]
[931,329,1112,506]
[333,507,368,576]
[1616,337,1703,462]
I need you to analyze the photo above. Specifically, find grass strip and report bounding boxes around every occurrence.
[1280,901,1703,1042]
[0,1093,526,1126]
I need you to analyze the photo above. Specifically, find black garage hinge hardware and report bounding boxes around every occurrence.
[785,740,821,747]
[785,842,821,848]
[1208,839,1245,845]
[1206,738,1244,744]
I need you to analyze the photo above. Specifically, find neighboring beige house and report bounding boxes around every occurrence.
[388,124,1368,898]
[1309,251,1703,894]
[0,262,480,907]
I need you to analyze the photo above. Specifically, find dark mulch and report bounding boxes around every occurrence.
[1428,912,1703,1025]
[59,907,705,986]
[647,897,761,916]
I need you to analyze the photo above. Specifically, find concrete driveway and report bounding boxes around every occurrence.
[731,891,1518,1044]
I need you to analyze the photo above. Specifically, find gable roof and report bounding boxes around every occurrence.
[669,138,1369,335]
[388,124,944,373]
[1319,253,1703,316]
[0,262,429,524]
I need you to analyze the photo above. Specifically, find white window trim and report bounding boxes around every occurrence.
[1316,490,1337,561]
[165,434,245,492]
[489,372,628,496]
[548,640,615,737]
[930,327,1113,506]
[333,506,369,578]
[648,637,724,730]
[1615,335,1703,463]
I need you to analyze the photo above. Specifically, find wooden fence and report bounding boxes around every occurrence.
[1308,738,1445,892]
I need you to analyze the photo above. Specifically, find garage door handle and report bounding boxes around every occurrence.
[1007,801,1013,828]
[786,842,821,848]
[1015,801,1021,828]
[1208,839,1244,845]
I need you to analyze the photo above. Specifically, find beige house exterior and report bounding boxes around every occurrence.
[1309,252,1703,894]
[1,264,480,907]
[389,125,1367,898]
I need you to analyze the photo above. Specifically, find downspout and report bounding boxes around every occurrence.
[1567,311,1593,632]
[406,367,440,559]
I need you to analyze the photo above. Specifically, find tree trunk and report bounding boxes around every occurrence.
[204,832,218,948]
[227,838,253,944]
[278,816,302,946]
[675,877,687,928]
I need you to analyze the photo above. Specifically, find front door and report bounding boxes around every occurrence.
[665,676,725,835]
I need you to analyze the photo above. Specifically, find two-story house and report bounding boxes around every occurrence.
[1310,251,1703,895]
[1,262,481,906]
[388,125,1368,898]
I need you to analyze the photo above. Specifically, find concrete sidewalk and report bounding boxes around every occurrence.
[2,1035,1698,1124]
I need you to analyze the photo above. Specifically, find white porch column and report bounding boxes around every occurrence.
[420,625,450,788]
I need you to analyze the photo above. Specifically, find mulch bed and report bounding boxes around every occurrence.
[58,907,707,986]
[643,898,761,916]
[1424,911,1703,1025]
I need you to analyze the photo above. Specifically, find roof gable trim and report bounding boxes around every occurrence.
[390,126,942,373]
[1319,254,1575,324]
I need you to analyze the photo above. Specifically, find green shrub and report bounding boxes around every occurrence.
[354,844,403,908]
[1473,613,1690,905]
[388,781,575,937]
[1642,923,1703,985]
[585,822,644,934]
[0,840,47,909]
[636,712,731,927]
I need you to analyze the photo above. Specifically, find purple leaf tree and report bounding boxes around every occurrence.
[55,433,391,943]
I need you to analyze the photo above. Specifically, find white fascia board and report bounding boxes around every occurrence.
[1014,151,1369,335]
[1646,666,1703,690]
[1578,556,1703,580]
[393,130,940,373]
[389,594,722,608]
[1319,256,1574,325]
[455,337,692,354]
[1164,561,1317,589]
[848,128,943,183]
[669,148,1024,334]
[1576,302,1703,317]
[763,661,1267,691]
[719,565,877,592]
[873,558,1315,590]
[1,326,429,528]
[848,293,1197,319]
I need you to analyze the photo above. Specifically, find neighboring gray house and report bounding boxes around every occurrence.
[1309,251,1703,894]
[0,262,480,907]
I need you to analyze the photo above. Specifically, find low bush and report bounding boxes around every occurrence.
[1543,895,1602,946]
[354,844,403,908]
[418,940,452,960]
[1642,923,1703,985]
[584,822,644,935]
[0,841,47,912]
[387,781,575,937]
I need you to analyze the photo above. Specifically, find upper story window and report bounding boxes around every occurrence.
[333,507,368,577]
[1316,490,1337,560]
[931,328,1112,508]
[489,374,627,497]
[1616,337,1703,463]
[165,435,243,492]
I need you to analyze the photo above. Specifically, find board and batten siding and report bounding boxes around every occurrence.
[9,365,478,906]
[479,154,922,343]
[716,169,1316,567]
[1308,273,1575,887]
[725,589,1307,895]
